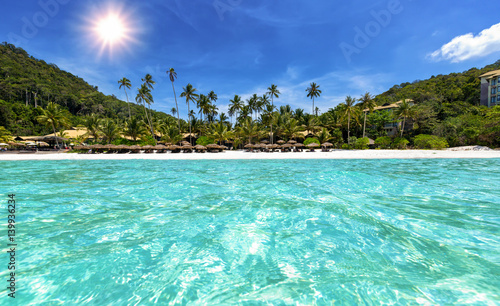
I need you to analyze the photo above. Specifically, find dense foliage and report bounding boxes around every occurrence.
[1,42,499,148]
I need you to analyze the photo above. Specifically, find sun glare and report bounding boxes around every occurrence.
[83,4,140,59]
[96,15,125,44]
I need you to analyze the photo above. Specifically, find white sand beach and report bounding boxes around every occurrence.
[1,149,500,161]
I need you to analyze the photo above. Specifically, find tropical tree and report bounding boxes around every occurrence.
[282,117,304,141]
[238,117,262,144]
[100,119,121,144]
[118,77,132,119]
[316,128,332,144]
[36,102,69,148]
[394,99,415,137]
[84,115,101,142]
[0,126,13,143]
[358,92,376,138]
[229,95,243,125]
[124,116,146,142]
[306,82,322,115]
[266,84,280,144]
[197,94,211,121]
[142,74,156,90]
[342,96,358,140]
[161,125,183,144]
[136,84,155,140]
[247,94,259,120]
[180,84,199,138]
[171,107,177,117]
[210,120,233,145]
[167,68,181,130]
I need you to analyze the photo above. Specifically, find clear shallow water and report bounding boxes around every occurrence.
[1,159,499,305]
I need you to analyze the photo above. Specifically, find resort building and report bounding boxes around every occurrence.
[479,69,500,107]
[365,99,414,136]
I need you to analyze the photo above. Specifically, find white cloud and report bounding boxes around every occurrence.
[429,23,500,63]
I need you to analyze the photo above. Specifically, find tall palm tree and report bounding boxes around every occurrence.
[118,77,132,119]
[142,74,156,90]
[171,107,177,117]
[306,82,322,115]
[228,95,243,125]
[180,84,199,138]
[266,84,280,144]
[394,99,415,137]
[358,92,376,138]
[167,68,181,131]
[343,96,357,141]
[36,102,69,148]
[247,94,259,120]
[197,94,210,121]
[136,84,155,143]
[208,91,218,105]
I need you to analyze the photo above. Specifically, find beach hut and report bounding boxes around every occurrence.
[168,145,181,153]
[306,143,320,152]
[206,143,220,153]
[321,142,333,152]
[194,145,207,153]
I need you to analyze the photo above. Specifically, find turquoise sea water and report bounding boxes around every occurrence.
[1,159,500,305]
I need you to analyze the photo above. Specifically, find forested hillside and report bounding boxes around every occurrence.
[0,42,171,135]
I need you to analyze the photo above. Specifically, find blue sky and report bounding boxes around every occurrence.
[2,0,500,118]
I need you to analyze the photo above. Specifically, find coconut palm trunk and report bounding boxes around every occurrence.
[172,82,180,130]
[363,111,367,138]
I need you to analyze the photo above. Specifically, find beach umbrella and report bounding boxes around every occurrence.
[195,145,207,150]
[168,145,181,150]
[288,140,297,144]
[0,143,8,146]
[154,145,168,150]
[142,145,154,150]
[261,140,269,144]
[277,140,285,144]
[104,144,115,149]
[206,144,220,149]
[306,143,319,148]
[321,142,333,147]
[220,145,228,150]
[244,144,254,148]
[295,143,305,147]
[281,143,292,148]
[182,144,194,149]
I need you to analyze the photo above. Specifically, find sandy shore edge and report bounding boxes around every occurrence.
[1,150,500,161]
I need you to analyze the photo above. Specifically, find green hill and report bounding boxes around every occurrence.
[0,42,170,135]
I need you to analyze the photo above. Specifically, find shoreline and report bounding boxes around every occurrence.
[1,149,500,161]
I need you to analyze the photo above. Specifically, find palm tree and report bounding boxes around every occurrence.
[394,99,415,137]
[197,94,210,121]
[136,84,155,140]
[208,91,218,105]
[118,77,132,119]
[171,107,177,117]
[343,96,357,141]
[247,94,259,120]
[142,74,156,90]
[238,117,262,144]
[316,128,332,144]
[306,82,322,115]
[84,115,101,142]
[228,95,243,125]
[36,102,69,148]
[358,92,376,138]
[180,84,199,139]
[266,84,280,144]
[210,119,233,145]
[167,68,181,131]
[100,119,121,144]
[124,116,146,142]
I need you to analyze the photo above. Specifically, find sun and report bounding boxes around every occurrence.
[95,14,125,44]
[82,4,141,59]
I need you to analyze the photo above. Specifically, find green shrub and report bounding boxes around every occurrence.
[303,137,320,146]
[355,137,369,150]
[414,134,449,149]
[196,136,216,146]
[341,143,350,150]
[374,136,392,149]
[330,128,344,148]
[392,137,409,149]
